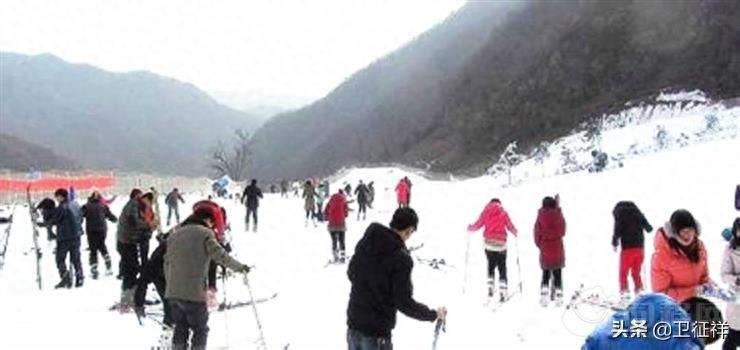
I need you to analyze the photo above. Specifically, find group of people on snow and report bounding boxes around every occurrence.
[27,178,740,350]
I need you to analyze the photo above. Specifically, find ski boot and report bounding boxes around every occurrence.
[252,224,258,233]
[104,255,113,276]
[540,286,550,306]
[117,288,136,313]
[487,278,495,298]
[339,250,346,264]
[75,275,84,288]
[54,271,72,289]
[554,289,564,307]
[499,281,508,303]
[618,291,632,309]
[91,264,99,280]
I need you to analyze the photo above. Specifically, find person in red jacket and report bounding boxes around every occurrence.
[395,179,410,208]
[534,195,566,306]
[651,209,710,302]
[325,190,349,263]
[467,198,518,301]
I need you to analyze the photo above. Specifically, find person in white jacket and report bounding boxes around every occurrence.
[720,218,740,350]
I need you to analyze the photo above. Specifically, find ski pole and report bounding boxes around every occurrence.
[432,319,446,350]
[514,236,523,294]
[462,232,470,294]
[243,273,268,350]
[222,268,230,348]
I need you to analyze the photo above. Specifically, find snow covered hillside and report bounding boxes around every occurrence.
[0,102,738,349]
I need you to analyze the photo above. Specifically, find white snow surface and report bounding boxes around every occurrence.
[1,112,739,349]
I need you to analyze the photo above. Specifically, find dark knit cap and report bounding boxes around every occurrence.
[670,209,698,234]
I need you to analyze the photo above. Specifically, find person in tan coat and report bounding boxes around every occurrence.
[720,218,740,350]
[164,207,250,350]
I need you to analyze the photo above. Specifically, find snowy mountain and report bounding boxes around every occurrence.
[1,106,738,348]
[249,0,740,180]
[0,52,262,175]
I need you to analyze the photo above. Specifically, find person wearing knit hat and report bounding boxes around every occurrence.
[651,209,710,302]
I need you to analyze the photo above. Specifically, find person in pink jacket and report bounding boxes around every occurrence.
[395,179,410,208]
[467,198,518,301]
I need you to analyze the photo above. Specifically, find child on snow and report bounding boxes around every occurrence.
[467,198,518,301]
[534,195,566,306]
[611,201,652,299]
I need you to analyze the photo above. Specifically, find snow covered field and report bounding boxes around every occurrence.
[0,99,738,349]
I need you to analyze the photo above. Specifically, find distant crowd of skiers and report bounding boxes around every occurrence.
[28,180,740,350]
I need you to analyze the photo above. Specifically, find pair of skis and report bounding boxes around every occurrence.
[0,205,16,270]
[26,186,43,290]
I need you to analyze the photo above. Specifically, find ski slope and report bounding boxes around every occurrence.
[0,117,739,348]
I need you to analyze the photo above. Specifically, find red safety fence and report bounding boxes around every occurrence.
[0,176,116,193]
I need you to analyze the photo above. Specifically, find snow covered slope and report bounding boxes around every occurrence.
[0,102,738,349]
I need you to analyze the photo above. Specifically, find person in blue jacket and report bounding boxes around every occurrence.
[582,293,723,349]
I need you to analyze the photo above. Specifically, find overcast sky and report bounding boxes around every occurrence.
[0,0,465,108]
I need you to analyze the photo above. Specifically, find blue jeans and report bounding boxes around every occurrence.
[347,329,392,350]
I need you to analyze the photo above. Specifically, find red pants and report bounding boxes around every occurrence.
[619,247,644,293]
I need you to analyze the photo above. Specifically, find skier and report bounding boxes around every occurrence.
[315,183,326,222]
[164,206,251,350]
[241,179,263,232]
[367,181,375,209]
[81,191,118,279]
[534,195,566,306]
[344,182,352,199]
[35,198,57,241]
[117,189,154,307]
[137,192,159,269]
[135,230,173,329]
[467,198,518,301]
[280,179,289,198]
[720,218,740,350]
[302,180,317,226]
[324,189,349,263]
[164,188,185,226]
[651,209,710,302]
[403,177,413,206]
[735,184,739,210]
[612,201,653,300]
[347,208,446,349]
[40,188,84,288]
[581,293,722,349]
[192,200,229,308]
[354,180,371,221]
[395,178,410,208]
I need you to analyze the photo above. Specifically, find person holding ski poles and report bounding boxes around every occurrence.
[467,198,518,302]
[347,207,446,349]
[164,206,251,350]
[720,217,740,350]
[534,195,566,306]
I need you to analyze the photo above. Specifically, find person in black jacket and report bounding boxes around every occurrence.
[241,179,263,232]
[41,188,85,288]
[134,231,172,327]
[612,201,653,297]
[81,191,118,279]
[35,198,57,241]
[354,180,371,221]
[346,208,446,349]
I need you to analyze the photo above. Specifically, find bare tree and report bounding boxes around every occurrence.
[210,129,251,181]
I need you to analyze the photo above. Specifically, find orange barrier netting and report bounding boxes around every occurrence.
[0,176,116,193]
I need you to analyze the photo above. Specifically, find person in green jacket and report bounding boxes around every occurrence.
[165,207,250,350]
